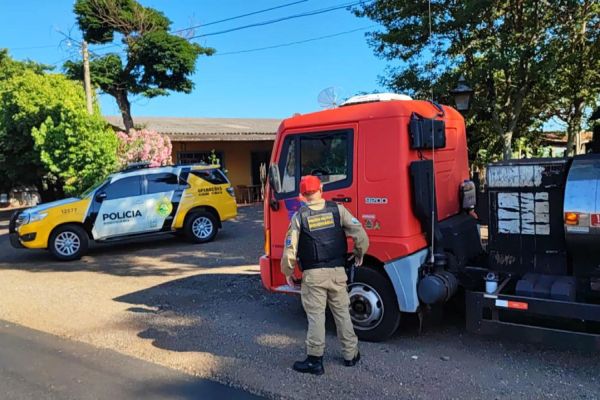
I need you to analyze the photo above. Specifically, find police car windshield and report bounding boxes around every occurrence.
[79,179,107,198]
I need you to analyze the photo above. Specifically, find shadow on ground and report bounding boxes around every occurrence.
[114,268,600,399]
[114,270,307,360]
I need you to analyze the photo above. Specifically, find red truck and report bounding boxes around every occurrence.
[260,94,600,348]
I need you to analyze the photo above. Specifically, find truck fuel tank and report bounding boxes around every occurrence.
[563,154,600,282]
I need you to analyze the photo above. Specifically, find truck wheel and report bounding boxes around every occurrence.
[49,224,89,261]
[348,266,401,342]
[184,211,218,243]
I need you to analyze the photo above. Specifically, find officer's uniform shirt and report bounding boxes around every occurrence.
[281,198,369,278]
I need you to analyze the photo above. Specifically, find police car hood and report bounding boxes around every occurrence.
[25,197,80,214]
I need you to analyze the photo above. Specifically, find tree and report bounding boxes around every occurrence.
[0,51,46,192]
[65,0,214,132]
[354,1,597,160]
[0,64,117,199]
[541,0,600,156]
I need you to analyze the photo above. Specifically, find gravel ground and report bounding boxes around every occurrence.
[0,206,598,400]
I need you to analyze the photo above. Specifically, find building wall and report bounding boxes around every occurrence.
[171,140,274,188]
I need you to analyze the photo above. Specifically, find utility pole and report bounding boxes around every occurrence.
[82,40,93,115]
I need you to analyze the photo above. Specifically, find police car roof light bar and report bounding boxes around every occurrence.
[121,162,152,172]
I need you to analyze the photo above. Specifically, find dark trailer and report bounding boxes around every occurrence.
[465,155,600,350]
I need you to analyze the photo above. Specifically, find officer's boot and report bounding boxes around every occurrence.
[344,351,361,367]
[292,355,324,375]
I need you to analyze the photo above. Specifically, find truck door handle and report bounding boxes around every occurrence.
[332,196,352,203]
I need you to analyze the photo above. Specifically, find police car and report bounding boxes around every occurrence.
[9,162,237,261]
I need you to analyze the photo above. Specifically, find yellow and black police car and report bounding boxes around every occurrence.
[9,162,237,261]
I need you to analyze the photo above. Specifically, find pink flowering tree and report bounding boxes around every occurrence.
[116,129,172,167]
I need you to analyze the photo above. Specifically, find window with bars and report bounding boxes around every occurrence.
[177,151,225,169]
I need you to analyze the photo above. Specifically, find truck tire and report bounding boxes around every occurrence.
[48,224,89,261]
[348,266,401,342]
[184,211,218,243]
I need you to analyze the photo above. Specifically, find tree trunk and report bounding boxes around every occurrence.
[502,131,513,160]
[565,101,585,157]
[114,90,134,132]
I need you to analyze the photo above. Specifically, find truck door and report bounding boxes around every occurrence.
[269,127,358,281]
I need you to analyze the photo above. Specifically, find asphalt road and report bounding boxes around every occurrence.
[0,320,262,400]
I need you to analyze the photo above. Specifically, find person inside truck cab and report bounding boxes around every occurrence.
[281,175,369,375]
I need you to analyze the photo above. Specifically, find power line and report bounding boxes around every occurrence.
[95,0,312,50]
[49,55,74,66]
[188,1,368,39]
[214,26,373,56]
[172,0,309,33]
[54,1,371,60]
[84,0,312,53]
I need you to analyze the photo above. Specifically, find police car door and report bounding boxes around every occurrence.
[92,175,147,239]
[142,172,184,232]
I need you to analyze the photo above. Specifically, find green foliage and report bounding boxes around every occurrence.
[0,63,117,196]
[208,150,221,167]
[355,0,600,161]
[535,0,600,155]
[0,49,51,81]
[74,0,169,44]
[66,0,214,131]
[32,110,118,196]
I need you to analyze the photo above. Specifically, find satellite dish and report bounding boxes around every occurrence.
[317,87,342,109]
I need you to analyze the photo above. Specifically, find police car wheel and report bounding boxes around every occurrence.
[185,212,218,243]
[49,224,89,261]
[348,266,401,342]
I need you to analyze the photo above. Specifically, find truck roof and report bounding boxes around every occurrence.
[278,99,464,132]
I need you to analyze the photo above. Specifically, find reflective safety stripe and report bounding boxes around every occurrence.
[495,299,529,310]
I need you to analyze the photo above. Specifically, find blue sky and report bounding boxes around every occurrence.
[1,0,390,119]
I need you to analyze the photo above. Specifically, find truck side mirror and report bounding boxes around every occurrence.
[460,180,477,209]
[268,164,282,194]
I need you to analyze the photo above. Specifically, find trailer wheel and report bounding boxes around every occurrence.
[348,267,400,342]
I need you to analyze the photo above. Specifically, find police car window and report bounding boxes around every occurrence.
[300,135,348,185]
[146,173,179,194]
[80,179,107,198]
[191,169,228,185]
[104,176,142,200]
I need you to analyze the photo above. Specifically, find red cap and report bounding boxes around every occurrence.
[300,175,321,194]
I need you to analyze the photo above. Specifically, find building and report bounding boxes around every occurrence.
[541,131,593,157]
[105,116,280,196]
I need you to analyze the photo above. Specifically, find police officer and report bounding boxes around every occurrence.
[281,175,369,375]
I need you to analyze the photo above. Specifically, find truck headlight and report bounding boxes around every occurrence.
[226,187,235,197]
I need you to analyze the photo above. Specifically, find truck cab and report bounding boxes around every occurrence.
[260,95,478,341]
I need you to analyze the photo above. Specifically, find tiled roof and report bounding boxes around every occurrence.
[542,131,593,144]
[104,116,280,141]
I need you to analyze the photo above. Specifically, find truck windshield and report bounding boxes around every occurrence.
[277,131,351,197]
